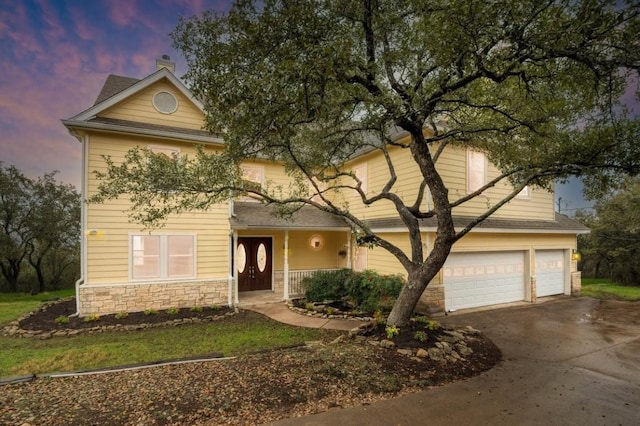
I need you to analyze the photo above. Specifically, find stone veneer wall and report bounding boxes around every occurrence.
[571,271,582,296]
[419,284,445,314]
[79,280,229,316]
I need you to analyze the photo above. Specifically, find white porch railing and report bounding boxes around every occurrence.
[288,268,339,297]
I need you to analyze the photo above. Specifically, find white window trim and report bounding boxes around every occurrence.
[466,149,486,194]
[516,185,531,199]
[152,90,179,114]
[148,144,181,158]
[129,233,197,282]
[353,163,368,197]
[239,164,265,202]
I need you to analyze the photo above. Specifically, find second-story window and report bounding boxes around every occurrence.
[353,163,368,198]
[467,149,486,193]
[240,164,264,201]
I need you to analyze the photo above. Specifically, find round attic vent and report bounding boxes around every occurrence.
[152,91,178,114]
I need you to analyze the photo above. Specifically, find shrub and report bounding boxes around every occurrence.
[114,311,129,320]
[143,309,158,316]
[190,306,203,313]
[414,330,428,342]
[345,270,404,312]
[83,314,100,323]
[210,304,221,311]
[385,325,399,339]
[55,315,69,325]
[302,268,352,302]
[166,307,179,315]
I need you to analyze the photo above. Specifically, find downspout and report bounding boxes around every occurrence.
[71,132,89,317]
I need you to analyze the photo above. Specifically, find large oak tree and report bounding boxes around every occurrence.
[95,0,640,326]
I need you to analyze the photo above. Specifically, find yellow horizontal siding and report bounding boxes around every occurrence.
[86,134,229,284]
[344,145,555,221]
[99,80,204,130]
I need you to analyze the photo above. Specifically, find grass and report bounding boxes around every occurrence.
[581,278,640,301]
[0,289,75,326]
[0,292,334,378]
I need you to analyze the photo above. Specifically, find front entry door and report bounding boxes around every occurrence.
[237,237,272,292]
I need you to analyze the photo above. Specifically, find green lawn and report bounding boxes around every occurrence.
[0,289,75,326]
[0,291,333,378]
[581,278,640,301]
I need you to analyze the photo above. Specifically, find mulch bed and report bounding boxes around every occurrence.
[17,298,233,332]
[1,298,502,425]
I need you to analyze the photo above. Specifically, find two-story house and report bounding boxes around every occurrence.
[63,57,588,316]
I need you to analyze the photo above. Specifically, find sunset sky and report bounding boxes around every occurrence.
[1,0,634,212]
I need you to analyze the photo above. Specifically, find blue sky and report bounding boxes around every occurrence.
[0,0,635,213]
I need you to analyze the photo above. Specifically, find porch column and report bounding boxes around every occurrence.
[233,230,239,304]
[284,230,289,299]
[346,231,352,269]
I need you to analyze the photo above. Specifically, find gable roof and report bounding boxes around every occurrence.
[66,67,205,122]
[94,75,140,105]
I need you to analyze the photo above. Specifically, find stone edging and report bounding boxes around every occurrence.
[346,322,484,363]
[1,299,239,340]
[285,300,375,321]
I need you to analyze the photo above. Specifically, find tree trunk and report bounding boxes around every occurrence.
[0,261,21,292]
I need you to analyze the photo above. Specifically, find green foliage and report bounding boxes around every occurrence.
[303,269,403,313]
[576,178,640,285]
[581,279,640,301]
[345,270,404,312]
[54,315,69,325]
[209,304,221,311]
[143,309,158,316]
[302,269,352,302]
[414,316,428,324]
[166,307,179,315]
[83,314,100,323]
[373,311,386,325]
[114,311,129,320]
[325,307,337,316]
[385,325,399,339]
[304,302,315,311]
[190,306,203,313]
[0,290,75,326]
[0,163,80,293]
[426,321,441,331]
[0,313,330,377]
[413,330,428,343]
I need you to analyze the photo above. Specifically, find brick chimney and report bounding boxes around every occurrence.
[156,54,176,73]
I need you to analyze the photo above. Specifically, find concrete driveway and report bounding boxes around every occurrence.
[270,297,640,425]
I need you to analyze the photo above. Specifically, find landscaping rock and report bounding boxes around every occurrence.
[416,348,429,358]
[379,339,396,349]
[428,347,444,361]
[397,348,413,357]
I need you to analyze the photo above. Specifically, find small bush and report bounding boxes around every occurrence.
[385,325,399,339]
[304,302,315,311]
[426,320,440,331]
[114,311,128,320]
[55,315,69,325]
[414,330,428,342]
[325,307,337,315]
[190,306,203,313]
[143,309,158,316]
[345,270,404,312]
[373,310,386,325]
[302,268,352,302]
[166,307,179,315]
[210,304,221,311]
[83,314,100,323]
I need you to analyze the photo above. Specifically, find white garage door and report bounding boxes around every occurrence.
[444,251,525,311]
[536,250,565,297]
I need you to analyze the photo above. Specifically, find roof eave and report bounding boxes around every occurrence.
[62,119,224,146]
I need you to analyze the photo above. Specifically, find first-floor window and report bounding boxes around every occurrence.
[132,234,195,280]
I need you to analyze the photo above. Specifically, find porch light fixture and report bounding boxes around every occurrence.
[572,250,581,261]
[309,234,323,250]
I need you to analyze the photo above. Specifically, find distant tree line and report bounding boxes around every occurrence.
[0,163,80,293]
[575,177,640,286]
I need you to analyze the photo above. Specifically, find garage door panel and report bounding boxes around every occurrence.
[536,250,565,297]
[444,251,525,311]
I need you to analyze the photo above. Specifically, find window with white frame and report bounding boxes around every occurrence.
[516,185,530,199]
[466,149,486,193]
[131,235,195,280]
[353,163,368,197]
[149,145,181,159]
[239,164,264,201]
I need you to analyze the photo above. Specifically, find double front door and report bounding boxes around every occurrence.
[237,237,272,292]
